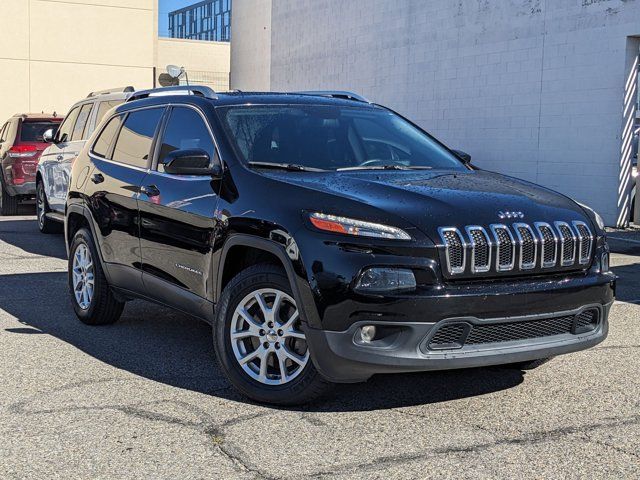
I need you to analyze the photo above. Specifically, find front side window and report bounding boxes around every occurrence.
[57,107,80,143]
[157,107,215,173]
[92,115,124,159]
[71,103,93,142]
[218,105,466,171]
[112,108,163,168]
[20,121,60,142]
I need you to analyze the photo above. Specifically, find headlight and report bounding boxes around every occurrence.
[309,212,411,240]
[576,202,605,230]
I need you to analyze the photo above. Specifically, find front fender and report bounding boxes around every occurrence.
[216,233,323,329]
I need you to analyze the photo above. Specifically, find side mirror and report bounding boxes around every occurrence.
[43,128,55,143]
[161,148,222,176]
[452,149,471,164]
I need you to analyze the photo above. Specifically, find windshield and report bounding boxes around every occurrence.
[20,121,59,142]
[218,105,466,171]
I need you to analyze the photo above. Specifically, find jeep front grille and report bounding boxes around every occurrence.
[438,220,594,276]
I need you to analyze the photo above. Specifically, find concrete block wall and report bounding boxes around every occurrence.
[243,0,640,226]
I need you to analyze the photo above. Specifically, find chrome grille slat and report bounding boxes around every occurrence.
[534,222,558,268]
[513,223,537,270]
[466,226,491,273]
[572,221,593,265]
[438,220,594,276]
[438,227,466,275]
[490,224,516,271]
[555,221,577,266]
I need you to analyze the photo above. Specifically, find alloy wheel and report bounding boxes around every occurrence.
[36,184,45,228]
[72,244,95,310]
[230,288,309,385]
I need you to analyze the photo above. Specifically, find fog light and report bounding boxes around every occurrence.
[360,325,377,343]
[601,252,610,273]
[354,267,416,293]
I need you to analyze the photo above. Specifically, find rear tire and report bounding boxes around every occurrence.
[68,227,124,325]
[36,180,62,233]
[0,178,19,216]
[213,263,332,405]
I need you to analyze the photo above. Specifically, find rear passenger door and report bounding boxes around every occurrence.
[84,107,165,291]
[55,102,94,208]
[43,106,79,211]
[137,105,221,314]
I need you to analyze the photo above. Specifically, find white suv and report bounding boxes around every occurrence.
[36,87,134,233]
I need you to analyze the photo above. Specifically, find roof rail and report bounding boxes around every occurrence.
[87,86,135,98]
[292,90,371,103]
[126,85,218,103]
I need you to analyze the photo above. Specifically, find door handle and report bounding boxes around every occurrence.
[57,155,63,161]
[91,173,104,184]
[140,185,160,197]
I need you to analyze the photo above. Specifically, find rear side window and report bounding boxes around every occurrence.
[20,121,60,142]
[112,108,163,168]
[71,104,93,141]
[0,123,7,142]
[96,100,125,125]
[57,107,79,143]
[92,115,124,159]
[157,107,215,173]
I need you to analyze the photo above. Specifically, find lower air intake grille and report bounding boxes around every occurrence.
[428,323,466,347]
[465,315,574,344]
[427,309,600,350]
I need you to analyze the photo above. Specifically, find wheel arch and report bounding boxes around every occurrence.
[65,203,105,270]
[216,234,321,328]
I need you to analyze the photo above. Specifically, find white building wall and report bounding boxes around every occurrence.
[230,0,272,90]
[251,0,640,226]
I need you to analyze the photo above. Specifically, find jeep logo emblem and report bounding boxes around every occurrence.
[498,211,524,219]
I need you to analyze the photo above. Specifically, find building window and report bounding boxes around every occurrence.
[167,0,232,42]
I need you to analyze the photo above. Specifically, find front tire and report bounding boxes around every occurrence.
[36,180,62,233]
[213,263,331,405]
[68,227,124,325]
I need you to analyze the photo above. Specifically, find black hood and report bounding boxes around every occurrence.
[260,169,591,242]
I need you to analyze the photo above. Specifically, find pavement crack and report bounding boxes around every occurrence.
[303,412,640,478]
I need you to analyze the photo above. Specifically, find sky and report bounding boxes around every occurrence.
[158,0,199,37]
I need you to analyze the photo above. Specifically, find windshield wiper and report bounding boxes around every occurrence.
[336,165,433,171]
[247,161,326,172]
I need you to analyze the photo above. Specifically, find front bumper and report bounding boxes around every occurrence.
[4,181,36,197]
[304,272,615,383]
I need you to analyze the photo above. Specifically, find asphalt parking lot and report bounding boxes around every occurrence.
[0,214,639,479]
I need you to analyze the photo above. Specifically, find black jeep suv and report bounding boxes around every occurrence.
[65,86,615,405]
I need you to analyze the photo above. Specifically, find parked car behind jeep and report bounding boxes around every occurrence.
[0,113,62,215]
[65,87,616,405]
[36,87,134,233]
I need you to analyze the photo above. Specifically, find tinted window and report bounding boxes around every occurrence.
[96,100,125,125]
[157,107,215,173]
[20,121,60,142]
[92,115,124,159]
[0,123,7,142]
[71,104,93,141]
[112,108,163,168]
[219,105,465,171]
[57,107,79,143]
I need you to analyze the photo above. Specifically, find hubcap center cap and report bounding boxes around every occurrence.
[266,330,278,343]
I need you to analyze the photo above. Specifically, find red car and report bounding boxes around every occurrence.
[0,113,63,215]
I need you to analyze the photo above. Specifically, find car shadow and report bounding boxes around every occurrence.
[0,270,525,411]
[0,218,67,260]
